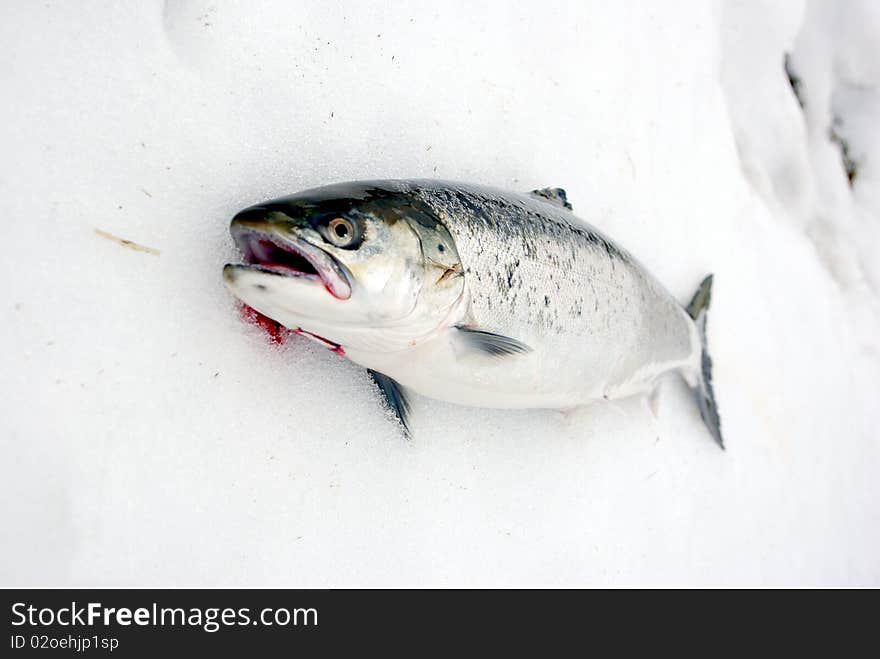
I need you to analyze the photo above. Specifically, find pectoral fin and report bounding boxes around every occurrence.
[455,326,532,357]
[368,369,411,437]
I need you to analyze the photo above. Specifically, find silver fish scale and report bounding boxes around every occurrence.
[408,181,695,391]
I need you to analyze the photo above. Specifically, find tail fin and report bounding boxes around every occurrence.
[686,275,724,449]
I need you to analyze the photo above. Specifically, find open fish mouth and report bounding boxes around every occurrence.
[227,223,352,300]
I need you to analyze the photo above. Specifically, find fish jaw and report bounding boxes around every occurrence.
[223,217,358,347]
[227,221,352,300]
[222,262,351,330]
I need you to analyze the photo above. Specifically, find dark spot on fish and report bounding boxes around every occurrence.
[504,260,518,288]
[437,243,445,252]
[254,284,267,291]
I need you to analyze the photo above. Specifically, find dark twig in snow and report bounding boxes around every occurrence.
[94,228,160,255]
[784,53,805,109]
[829,119,859,186]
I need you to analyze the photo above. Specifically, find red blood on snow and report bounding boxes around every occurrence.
[238,303,288,344]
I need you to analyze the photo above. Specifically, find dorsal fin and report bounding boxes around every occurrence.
[530,187,572,210]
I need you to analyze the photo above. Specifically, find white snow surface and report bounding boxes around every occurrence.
[1,0,878,586]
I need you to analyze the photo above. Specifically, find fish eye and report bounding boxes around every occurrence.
[325,217,360,248]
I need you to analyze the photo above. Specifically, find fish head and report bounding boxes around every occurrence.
[223,181,465,353]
